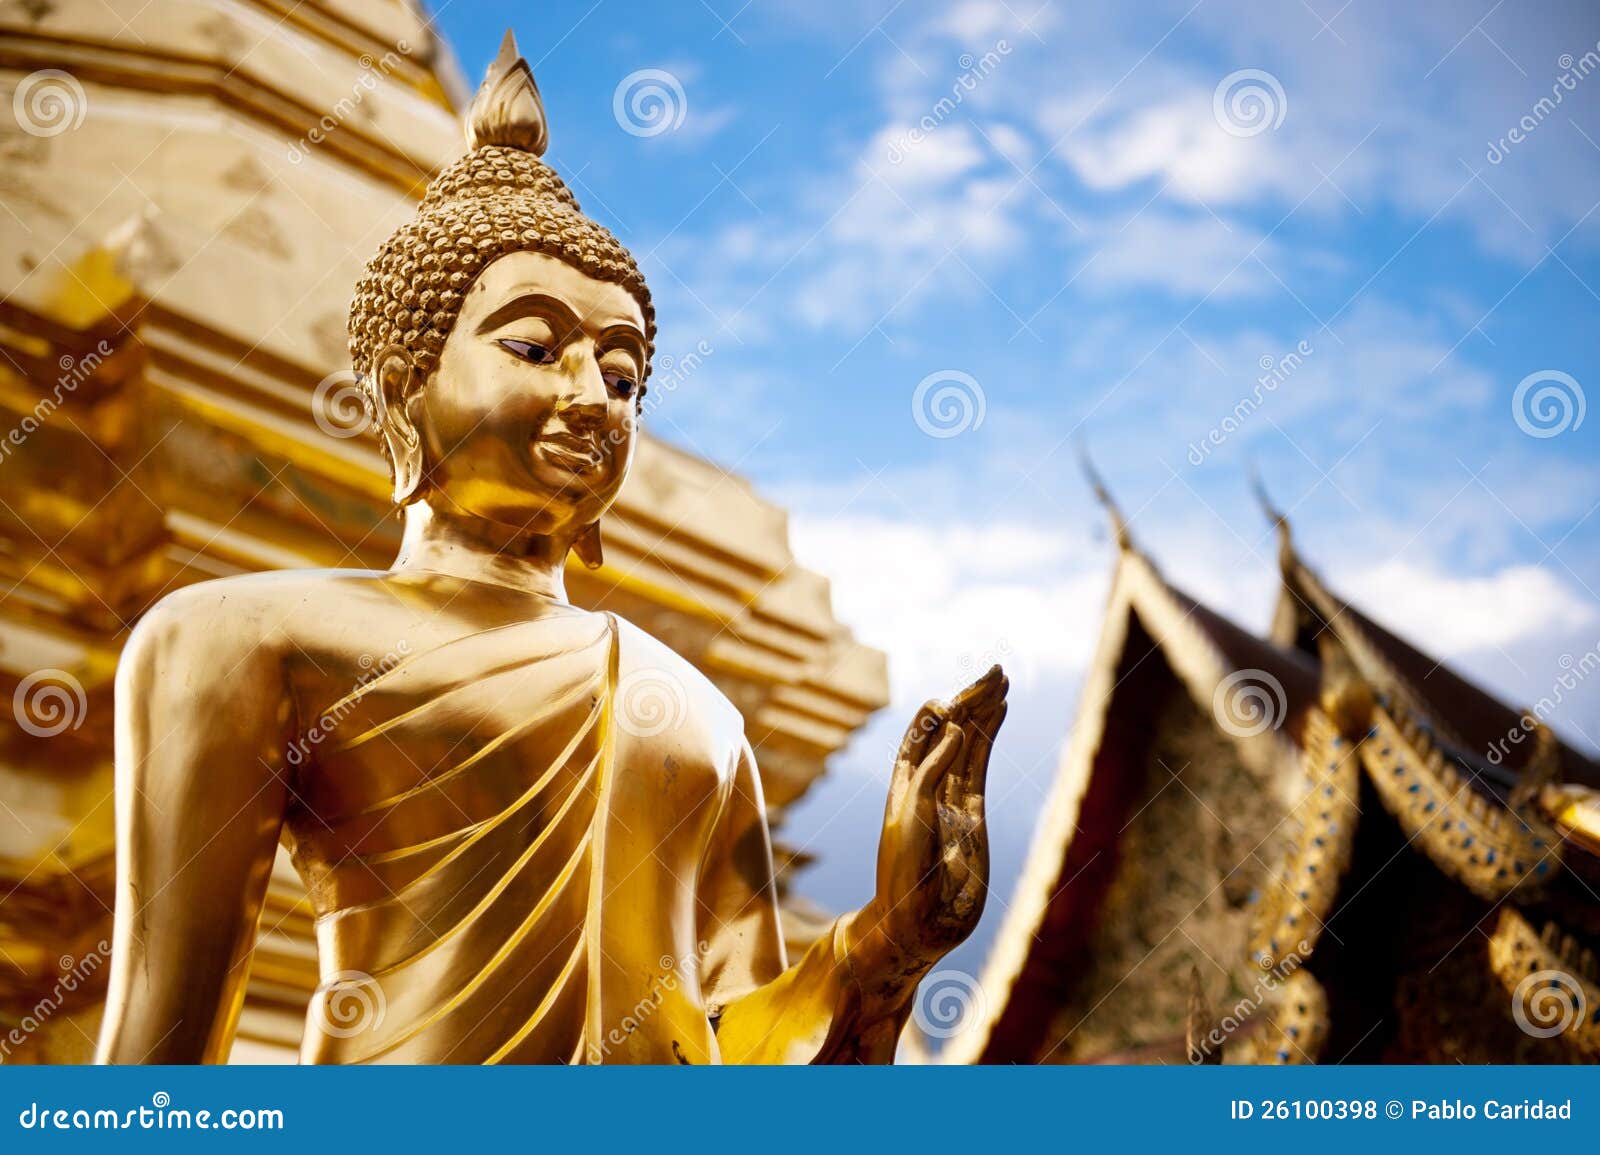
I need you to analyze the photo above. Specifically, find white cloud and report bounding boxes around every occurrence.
[1334,559,1600,657]
[786,123,1030,327]
[1080,209,1283,298]
[979,120,1034,169]
[787,512,1108,708]
[936,0,1059,43]
[1053,92,1291,206]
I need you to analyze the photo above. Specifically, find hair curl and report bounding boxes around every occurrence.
[347,146,654,395]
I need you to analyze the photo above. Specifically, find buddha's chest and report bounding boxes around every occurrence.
[282,612,731,908]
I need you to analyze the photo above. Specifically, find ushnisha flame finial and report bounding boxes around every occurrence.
[1249,466,1290,534]
[1077,443,1132,552]
[466,28,548,156]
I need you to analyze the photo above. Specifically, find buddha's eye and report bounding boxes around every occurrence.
[498,338,556,364]
[603,371,638,400]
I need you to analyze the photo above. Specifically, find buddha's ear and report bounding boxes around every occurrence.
[573,521,604,569]
[372,344,425,504]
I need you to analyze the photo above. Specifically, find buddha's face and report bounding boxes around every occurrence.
[402,250,648,536]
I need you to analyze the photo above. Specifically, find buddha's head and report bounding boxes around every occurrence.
[347,31,651,566]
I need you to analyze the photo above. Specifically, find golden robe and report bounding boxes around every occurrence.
[283,605,852,1064]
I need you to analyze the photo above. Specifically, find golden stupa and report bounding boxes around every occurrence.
[0,1,888,1063]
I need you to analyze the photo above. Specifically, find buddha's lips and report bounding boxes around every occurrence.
[536,428,605,472]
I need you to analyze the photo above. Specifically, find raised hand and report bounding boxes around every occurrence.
[844,665,1008,1008]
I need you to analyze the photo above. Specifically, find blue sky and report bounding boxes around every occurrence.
[434,1,1600,983]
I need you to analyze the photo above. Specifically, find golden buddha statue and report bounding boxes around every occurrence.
[94,31,1007,1066]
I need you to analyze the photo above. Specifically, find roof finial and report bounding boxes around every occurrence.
[466,28,548,155]
[1078,443,1132,552]
[1250,466,1294,569]
[1511,720,1563,810]
[1317,636,1374,740]
[1186,964,1220,1065]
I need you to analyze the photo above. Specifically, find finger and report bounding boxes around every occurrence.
[944,697,1006,812]
[961,699,1007,800]
[896,701,945,765]
[949,664,1006,720]
[891,702,946,798]
[909,721,966,799]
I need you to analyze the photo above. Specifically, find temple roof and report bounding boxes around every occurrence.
[947,510,1319,1063]
[954,479,1600,1064]
[1261,495,1600,789]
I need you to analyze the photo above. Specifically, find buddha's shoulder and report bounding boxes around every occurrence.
[139,568,396,616]
[610,614,746,754]
[127,569,402,650]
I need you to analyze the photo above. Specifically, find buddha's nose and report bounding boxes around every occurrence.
[558,352,610,429]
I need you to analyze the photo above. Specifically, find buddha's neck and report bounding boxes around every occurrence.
[391,498,572,602]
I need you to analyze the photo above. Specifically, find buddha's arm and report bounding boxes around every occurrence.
[697,742,901,1063]
[704,671,1006,1064]
[96,590,292,1064]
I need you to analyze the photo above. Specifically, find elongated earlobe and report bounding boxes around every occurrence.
[372,344,424,504]
[573,522,604,569]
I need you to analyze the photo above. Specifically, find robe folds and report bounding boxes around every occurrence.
[285,608,858,1064]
